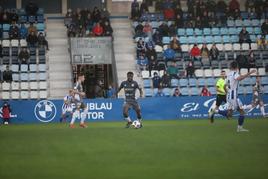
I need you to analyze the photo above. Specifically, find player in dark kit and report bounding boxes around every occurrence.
[117,71,143,128]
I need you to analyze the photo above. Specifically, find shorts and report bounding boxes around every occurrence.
[252,95,263,105]
[216,94,227,107]
[123,101,141,112]
[62,106,73,114]
[227,98,243,111]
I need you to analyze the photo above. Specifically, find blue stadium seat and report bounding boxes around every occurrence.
[171,79,179,87]
[230,35,239,43]
[198,78,206,87]
[190,87,199,96]
[20,73,29,81]
[261,76,268,85]
[250,35,256,42]
[186,28,194,36]
[38,64,46,72]
[28,16,36,23]
[39,73,47,81]
[179,36,188,44]
[227,20,235,27]
[238,86,244,95]
[243,19,251,26]
[222,35,230,43]
[162,36,171,44]
[179,78,188,87]
[29,73,37,81]
[214,36,222,43]
[263,85,268,94]
[143,79,151,88]
[194,28,203,36]
[244,86,253,94]
[19,15,27,23]
[145,88,153,97]
[254,27,261,35]
[196,36,204,44]
[236,27,242,34]
[220,28,228,35]
[205,36,213,44]
[228,27,237,35]
[189,78,197,87]
[180,87,189,96]
[208,87,216,95]
[235,19,243,27]
[37,15,45,23]
[3,24,10,31]
[251,19,260,27]
[241,12,249,19]
[211,28,220,35]
[12,74,19,81]
[188,36,196,44]
[163,88,171,97]
[206,78,215,87]
[203,28,211,35]
[246,27,254,34]
[177,28,185,36]
[37,23,45,31]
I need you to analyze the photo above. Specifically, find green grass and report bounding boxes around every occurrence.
[0,119,268,179]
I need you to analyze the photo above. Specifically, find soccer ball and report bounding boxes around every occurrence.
[132,120,141,129]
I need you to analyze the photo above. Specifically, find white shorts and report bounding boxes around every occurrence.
[62,106,73,114]
[227,98,243,111]
[72,110,81,119]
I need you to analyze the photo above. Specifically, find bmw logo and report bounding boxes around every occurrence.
[34,100,57,122]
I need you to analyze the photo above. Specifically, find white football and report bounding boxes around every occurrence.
[132,120,141,129]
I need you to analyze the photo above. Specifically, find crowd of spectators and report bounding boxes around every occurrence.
[64,7,113,37]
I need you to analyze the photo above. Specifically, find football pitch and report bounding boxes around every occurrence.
[0,119,268,179]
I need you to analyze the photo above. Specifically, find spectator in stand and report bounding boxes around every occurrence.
[1,101,12,125]
[195,16,203,29]
[28,23,37,35]
[190,44,201,61]
[106,84,116,98]
[152,72,161,88]
[38,32,49,50]
[186,61,195,78]
[232,8,241,20]
[136,37,146,57]
[155,86,165,97]
[247,50,256,69]
[173,88,182,97]
[92,7,101,23]
[92,22,104,36]
[85,13,94,34]
[257,35,268,49]
[18,47,30,65]
[174,4,183,18]
[159,21,169,36]
[20,23,28,39]
[168,21,177,36]
[134,21,145,38]
[200,43,210,65]
[229,0,240,15]
[161,71,171,88]
[196,0,206,17]
[163,45,175,66]
[236,52,248,68]
[146,45,157,77]
[201,11,209,28]
[217,0,227,13]
[167,61,179,79]
[26,31,38,47]
[25,1,39,16]
[163,7,175,20]
[152,29,163,46]
[140,0,149,14]
[170,36,181,53]
[103,20,113,37]
[131,0,140,20]
[145,39,155,49]
[245,0,255,12]
[143,21,153,39]
[239,27,251,46]
[137,52,148,71]
[261,19,268,35]
[200,86,212,96]
[3,66,12,83]
[174,14,184,28]
[10,9,19,23]
[9,23,20,39]
[209,43,219,61]
[67,24,77,37]
[1,10,11,24]
[208,12,218,27]
[94,80,105,98]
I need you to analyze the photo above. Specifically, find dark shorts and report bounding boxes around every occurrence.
[123,100,141,112]
[216,94,227,107]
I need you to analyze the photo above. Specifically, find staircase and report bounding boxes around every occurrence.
[46,18,73,99]
[111,18,143,97]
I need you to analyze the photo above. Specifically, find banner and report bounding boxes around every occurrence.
[70,37,112,64]
[0,95,267,124]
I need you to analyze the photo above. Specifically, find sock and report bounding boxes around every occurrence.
[125,117,131,122]
[218,110,228,117]
[70,110,80,124]
[243,104,253,110]
[80,111,87,124]
[260,106,266,116]
[238,115,245,126]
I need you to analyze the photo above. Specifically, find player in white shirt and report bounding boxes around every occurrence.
[243,76,267,117]
[70,74,88,128]
[60,89,75,122]
[226,61,256,132]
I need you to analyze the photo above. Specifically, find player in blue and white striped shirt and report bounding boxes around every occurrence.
[226,61,256,132]
[60,89,75,122]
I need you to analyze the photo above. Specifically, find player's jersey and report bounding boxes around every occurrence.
[216,78,227,95]
[63,95,73,107]
[119,80,140,102]
[227,71,239,100]
[74,81,83,102]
